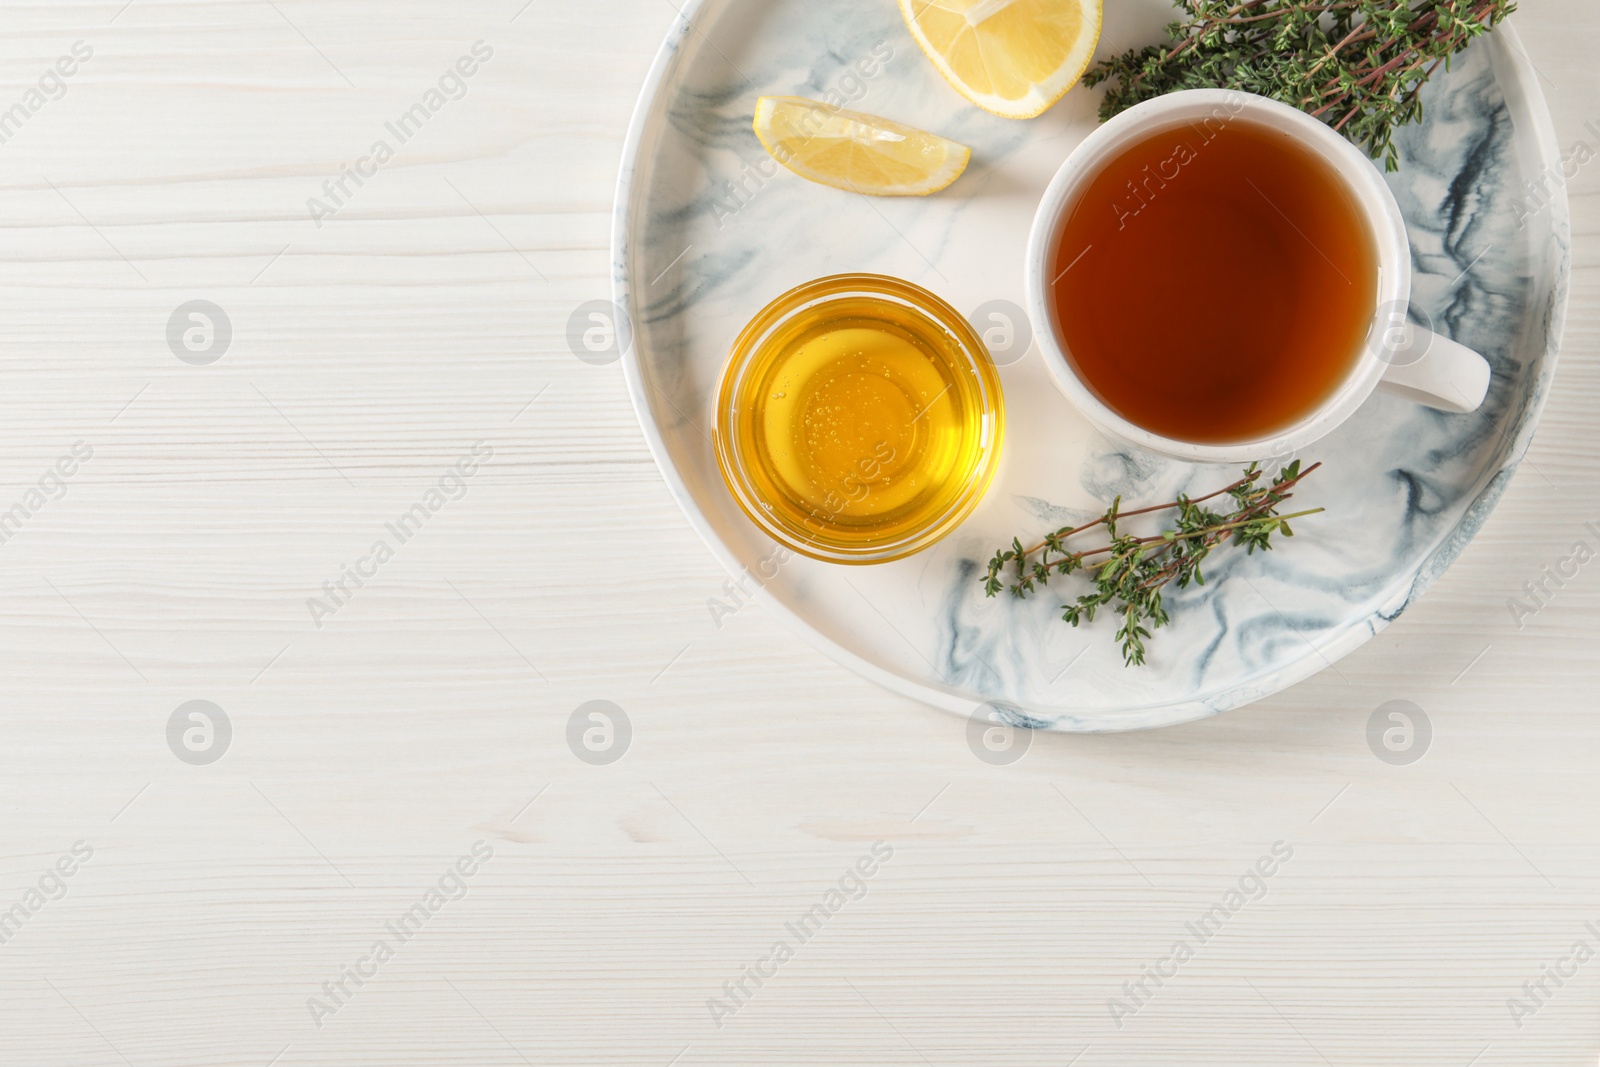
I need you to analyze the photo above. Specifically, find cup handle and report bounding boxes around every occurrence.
[1376,325,1491,414]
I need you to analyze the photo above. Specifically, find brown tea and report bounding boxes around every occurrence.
[1051,116,1378,443]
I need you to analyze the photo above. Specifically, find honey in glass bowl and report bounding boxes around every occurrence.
[714,274,1005,565]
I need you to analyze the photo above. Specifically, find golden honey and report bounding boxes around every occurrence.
[715,275,1004,564]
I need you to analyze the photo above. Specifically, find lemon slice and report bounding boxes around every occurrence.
[900,0,1103,119]
[753,96,971,197]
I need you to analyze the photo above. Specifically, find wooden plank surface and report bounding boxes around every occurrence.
[0,1,1597,1064]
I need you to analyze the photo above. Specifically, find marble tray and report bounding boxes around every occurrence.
[612,0,1570,731]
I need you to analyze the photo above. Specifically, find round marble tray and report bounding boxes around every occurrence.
[612,0,1570,731]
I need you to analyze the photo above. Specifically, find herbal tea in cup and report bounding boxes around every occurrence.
[1026,89,1492,464]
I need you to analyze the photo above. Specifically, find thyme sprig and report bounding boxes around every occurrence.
[1084,0,1516,170]
[983,462,1322,667]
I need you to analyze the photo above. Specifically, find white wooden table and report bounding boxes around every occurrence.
[0,2,1596,1064]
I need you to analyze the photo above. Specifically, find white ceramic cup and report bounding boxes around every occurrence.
[1025,88,1492,465]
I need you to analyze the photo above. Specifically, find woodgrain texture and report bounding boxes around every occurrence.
[0,2,1596,1065]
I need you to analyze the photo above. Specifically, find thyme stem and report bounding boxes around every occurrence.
[983,462,1323,667]
[1084,0,1516,171]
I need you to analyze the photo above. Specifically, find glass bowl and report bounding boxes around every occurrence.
[713,273,1005,565]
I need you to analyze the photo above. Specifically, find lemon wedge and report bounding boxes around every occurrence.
[899,0,1103,119]
[752,96,971,197]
